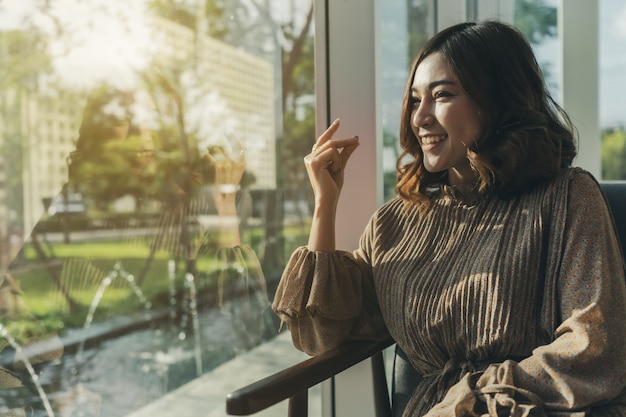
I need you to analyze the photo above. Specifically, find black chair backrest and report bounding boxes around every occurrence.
[390,181,626,417]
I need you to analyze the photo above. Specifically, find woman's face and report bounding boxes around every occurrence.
[410,52,484,187]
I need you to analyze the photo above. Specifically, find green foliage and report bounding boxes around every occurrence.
[0,30,53,90]
[281,105,315,191]
[72,136,158,204]
[147,0,198,30]
[284,35,316,107]
[406,1,431,60]
[1,317,64,348]
[384,171,398,202]
[514,0,557,44]
[602,128,626,180]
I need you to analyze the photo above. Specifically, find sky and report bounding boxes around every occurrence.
[0,0,154,89]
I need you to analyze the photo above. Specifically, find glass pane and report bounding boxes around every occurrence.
[0,1,315,415]
[601,0,626,180]
[514,0,559,99]
[381,0,432,201]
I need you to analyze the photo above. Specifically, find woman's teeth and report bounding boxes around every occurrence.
[421,135,447,145]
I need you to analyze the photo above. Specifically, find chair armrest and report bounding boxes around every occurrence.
[226,335,394,415]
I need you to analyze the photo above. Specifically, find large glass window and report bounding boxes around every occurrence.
[0,1,315,415]
[600,0,626,179]
[381,0,432,201]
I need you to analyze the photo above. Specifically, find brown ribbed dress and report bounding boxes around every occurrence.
[272,168,626,416]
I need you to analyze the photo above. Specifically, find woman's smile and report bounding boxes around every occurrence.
[419,134,448,147]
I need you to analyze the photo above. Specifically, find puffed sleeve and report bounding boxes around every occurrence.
[425,171,626,417]
[272,219,388,355]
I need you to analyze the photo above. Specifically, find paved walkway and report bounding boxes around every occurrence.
[125,331,322,417]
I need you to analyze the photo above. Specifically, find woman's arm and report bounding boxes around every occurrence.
[304,119,359,252]
[271,122,395,356]
[500,173,626,409]
[205,145,246,247]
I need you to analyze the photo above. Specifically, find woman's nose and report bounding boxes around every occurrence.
[411,103,433,128]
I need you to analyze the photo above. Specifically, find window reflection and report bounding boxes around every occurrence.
[0,1,314,416]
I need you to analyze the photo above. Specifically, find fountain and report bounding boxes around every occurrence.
[2,235,271,417]
[0,323,56,417]
[75,262,153,370]
[167,260,177,322]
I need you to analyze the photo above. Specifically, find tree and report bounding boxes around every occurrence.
[69,85,153,207]
[406,0,431,61]
[602,128,626,180]
[514,0,557,44]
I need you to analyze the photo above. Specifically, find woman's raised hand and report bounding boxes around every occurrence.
[304,119,359,206]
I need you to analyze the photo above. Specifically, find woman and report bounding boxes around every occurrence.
[272,21,626,416]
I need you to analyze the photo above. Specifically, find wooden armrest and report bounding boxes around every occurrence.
[226,336,394,415]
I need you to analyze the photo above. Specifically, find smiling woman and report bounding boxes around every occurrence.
[273,19,626,417]
[3,1,625,417]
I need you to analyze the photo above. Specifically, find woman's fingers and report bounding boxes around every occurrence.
[312,118,341,152]
[305,119,360,194]
[205,148,247,186]
[338,137,359,166]
[306,118,359,169]
[309,136,359,160]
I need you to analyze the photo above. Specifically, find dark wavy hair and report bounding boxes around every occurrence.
[396,21,577,206]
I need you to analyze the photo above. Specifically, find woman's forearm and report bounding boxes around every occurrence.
[215,191,241,247]
[307,199,337,252]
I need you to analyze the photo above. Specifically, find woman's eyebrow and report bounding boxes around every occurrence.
[411,79,457,93]
[429,79,456,89]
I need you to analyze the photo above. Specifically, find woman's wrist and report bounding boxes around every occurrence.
[215,191,238,217]
[215,215,241,247]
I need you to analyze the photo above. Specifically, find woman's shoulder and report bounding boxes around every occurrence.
[526,167,605,215]
[373,196,409,220]
[360,197,412,235]
[546,167,602,196]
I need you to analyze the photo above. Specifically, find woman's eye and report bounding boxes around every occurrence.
[410,97,421,107]
[434,91,452,99]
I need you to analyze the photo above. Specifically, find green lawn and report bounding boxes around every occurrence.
[7,241,222,341]
[3,221,308,339]
[4,223,309,344]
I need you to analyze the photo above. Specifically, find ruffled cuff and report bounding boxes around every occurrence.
[271,247,368,354]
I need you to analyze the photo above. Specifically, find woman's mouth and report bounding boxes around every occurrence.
[421,134,447,145]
